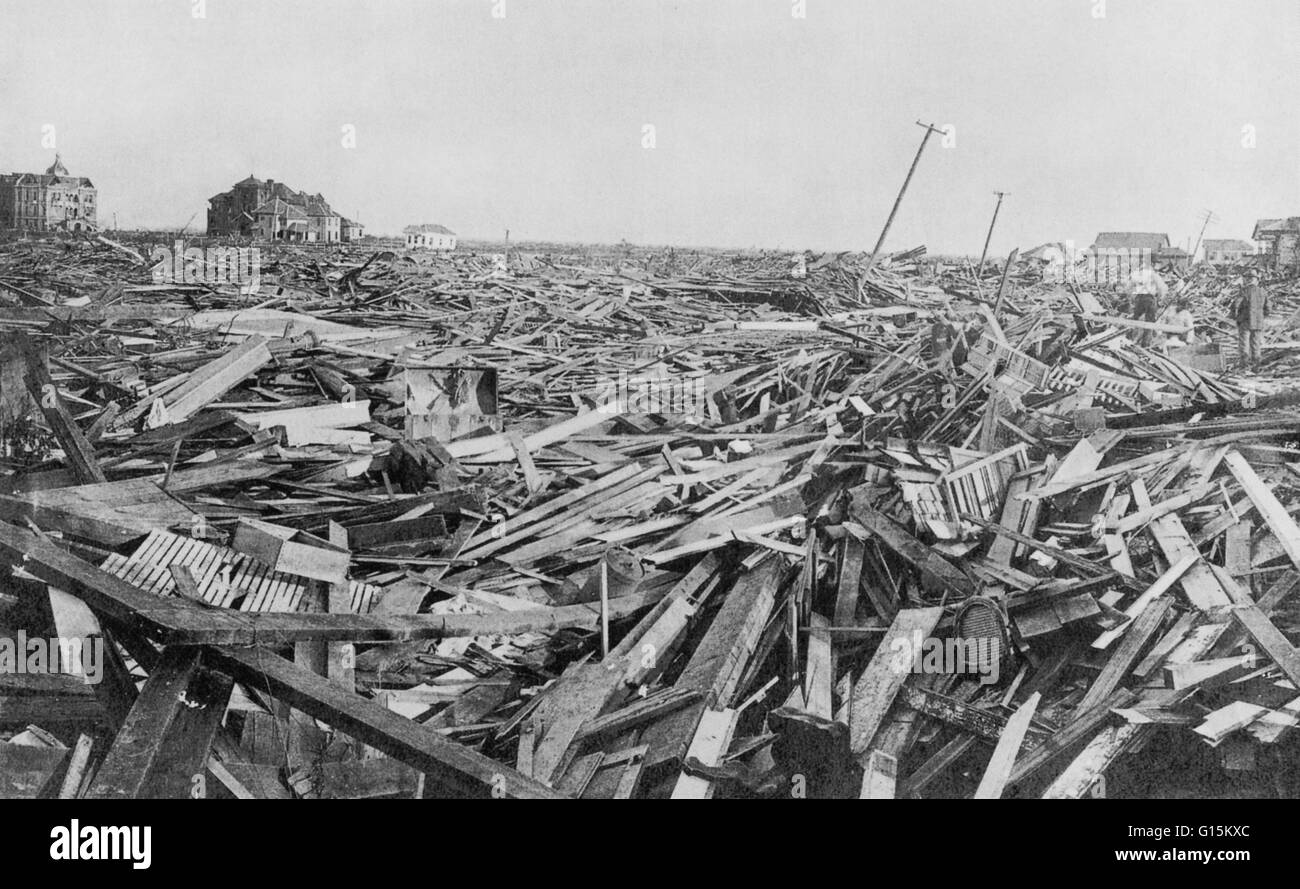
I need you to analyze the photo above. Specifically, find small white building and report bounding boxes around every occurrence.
[404,224,457,250]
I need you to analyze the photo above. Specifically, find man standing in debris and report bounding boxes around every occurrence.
[1126,265,1168,347]
[1234,269,1268,371]
[929,307,959,374]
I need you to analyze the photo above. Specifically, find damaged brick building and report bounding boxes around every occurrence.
[0,155,97,233]
[207,175,355,243]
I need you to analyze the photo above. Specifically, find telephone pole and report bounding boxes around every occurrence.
[977,191,1008,274]
[863,121,946,278]
[1191,209,1219,263]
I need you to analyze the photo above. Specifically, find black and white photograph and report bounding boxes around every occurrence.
[0,0,1295,850]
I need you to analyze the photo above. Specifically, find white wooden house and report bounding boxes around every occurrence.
[404,224,457,250]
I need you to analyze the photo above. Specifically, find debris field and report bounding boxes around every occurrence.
[2,235,1300,799]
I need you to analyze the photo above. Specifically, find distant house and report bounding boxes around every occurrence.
[1155,245,1191,270]
[404,224,457,250]
[305,199,340,243]
[340,217,364,242]
[1088,232,1191,271]
[1202,239,1255,265]
[1091,232,1170,253]
[253,198,310,241]
[209,176,341,241]
[1252,218,1300,270]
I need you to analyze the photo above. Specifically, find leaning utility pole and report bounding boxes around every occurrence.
[863,121,946,279]
[1190,209,1219,263]
[977,191,1009,274]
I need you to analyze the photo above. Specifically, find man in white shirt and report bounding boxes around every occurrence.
[1126,266,1168,347]
[1161,298,1196,348]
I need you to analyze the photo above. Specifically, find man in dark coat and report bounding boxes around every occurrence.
[1235,269,1268,371]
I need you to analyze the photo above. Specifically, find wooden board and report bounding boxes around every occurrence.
[845,607,944,760]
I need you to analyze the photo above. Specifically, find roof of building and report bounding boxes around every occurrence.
[403,224,457,236]
[1092,232,1171,250]
[1252,217,1300,239]
[340,217,362,227]
[305,200,337,218]
[234,174,263,187]
[252,198,309,219]
[8,171,94,188]
[4,156,93,189]
[1203,239,1255,252]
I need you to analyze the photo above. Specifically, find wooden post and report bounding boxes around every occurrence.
[862,121,946,280]
[977,191,1008,275]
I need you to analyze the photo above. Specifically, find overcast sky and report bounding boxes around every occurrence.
[2,0,1297,253]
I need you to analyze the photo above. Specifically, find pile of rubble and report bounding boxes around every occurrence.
[2,234,1299,799]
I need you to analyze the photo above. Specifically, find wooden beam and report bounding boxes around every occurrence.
[1231,603,1300,690]
[639,560,782,771]
[973,692,1040,799]
[850,495,975,596]
[1226,450,1300,575]
[1077,597,1171,713]
[860,750,898,799]
[204,645,564,799]
[1005,688,1136,791]
[845,607,944,759]
[87,646,233,799]
[13,332,105,483]
[0,520,668,644]
[669,707,737,799]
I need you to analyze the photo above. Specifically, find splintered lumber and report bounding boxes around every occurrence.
[204,645,563,799]
[0,477,197,547]
[962,513,1141,592]
[670,707,738,799]
[0,743,69,799]
[151,336,272,427]
[834,537,866,626]
[458,463,655,560]
[0,519,252,644]
[846,607,944,760]
[0,517,668,644]
[318,758,420,799]
[574,688,701,744]
[1077,597,1172,713]
[0,671,104,725]
[802,618,834,718]
[1077,313,1193,334]
[987,466,1045,565]
[860,750,898,799]
[528,661,626,785]
[1131,480,1231,611]
[232,519,350,585]
[449,407,624,463]
[849,497,974,596]
[974,692,1040,799]
[1041,723,1141,799]
[1193,701,1269,744]
[613,553,722,680]
[639,560,782,771]
[899,735,976,798]
[901,686,1011,742]
[1230,603,1300,689]
[1226,450,1300,575]
[11,332,105,483]
[87,646,233,799]
[1,237,1295,800]
[56,734,96,800]
[1091,553,1195,650]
